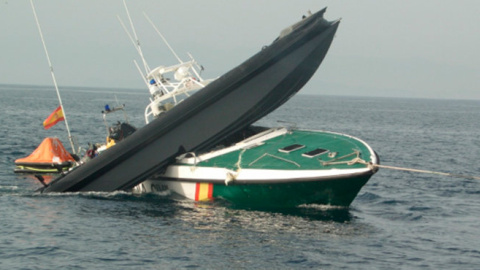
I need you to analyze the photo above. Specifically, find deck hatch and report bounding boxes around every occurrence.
[302,148,329,158]
[278,144,305,153]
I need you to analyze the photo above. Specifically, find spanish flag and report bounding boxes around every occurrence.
[43,106,65,129]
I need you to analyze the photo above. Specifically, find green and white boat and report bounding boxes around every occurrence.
[134,126,379,208]
[124,8,379,208]
[126,58,379,208]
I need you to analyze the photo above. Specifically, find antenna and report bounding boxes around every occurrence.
[187,52,204,80]
[122,0,150,73]
[144,12,183,64]
[114,95,129,124]
[117,15,142,58]
[30,0,77,154]
[133,60,149,86]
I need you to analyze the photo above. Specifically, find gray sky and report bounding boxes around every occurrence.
[1,0,479,100]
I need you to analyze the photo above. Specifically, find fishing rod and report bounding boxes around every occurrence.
[121,0,150,74]
[30,0,77,155]
[143,12,207,82]
[143,12,184,64]
[119,3,206,81]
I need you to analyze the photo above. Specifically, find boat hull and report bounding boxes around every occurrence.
[138,171,374,208]
[40,9,340,193]
[134,127,379,208]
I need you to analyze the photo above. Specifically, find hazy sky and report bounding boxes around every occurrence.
[1,1,479,100]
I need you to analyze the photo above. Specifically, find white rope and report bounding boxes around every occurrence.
[235,149,246,171]
[369,163,480,181]
[224,149,247,186]
[320,150,360,166]
[249,153,301,168]
[321,150,480,181]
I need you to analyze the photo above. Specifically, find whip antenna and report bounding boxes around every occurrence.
[144,12,183,64]
[30,0,77,154]
[122,0,150,74]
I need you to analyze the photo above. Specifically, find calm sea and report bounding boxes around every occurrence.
[1,84,479,269]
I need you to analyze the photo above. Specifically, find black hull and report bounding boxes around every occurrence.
[41,9,339,193]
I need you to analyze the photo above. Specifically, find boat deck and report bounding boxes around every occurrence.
[180,129,377,171]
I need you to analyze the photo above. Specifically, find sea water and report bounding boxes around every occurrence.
[1,84,479,269]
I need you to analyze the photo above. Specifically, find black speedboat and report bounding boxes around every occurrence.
[40,8,340,193]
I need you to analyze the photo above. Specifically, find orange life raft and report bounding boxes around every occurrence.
[14,137,76,173]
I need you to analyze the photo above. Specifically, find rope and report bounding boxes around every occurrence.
[320,150,361,166]
[235,149,246,171]
[321,150,480,181]
[368,163,480,181]
[225,149,247,186]
[249,153,301,168]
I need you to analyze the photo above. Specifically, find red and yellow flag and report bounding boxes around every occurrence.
[195,183,213,201]
[43,106,65,129]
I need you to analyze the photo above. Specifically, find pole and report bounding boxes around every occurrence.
[144,12,183,64]
[30,0,77,154]
[122,0,150,73]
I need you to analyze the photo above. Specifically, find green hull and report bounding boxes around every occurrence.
[140,128,379,208]
[212,174,372,208]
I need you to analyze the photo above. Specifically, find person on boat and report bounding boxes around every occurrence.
[106,136,116,148]
[149,79,164,98]
[85,143,98,159]
[78,143,98,164]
